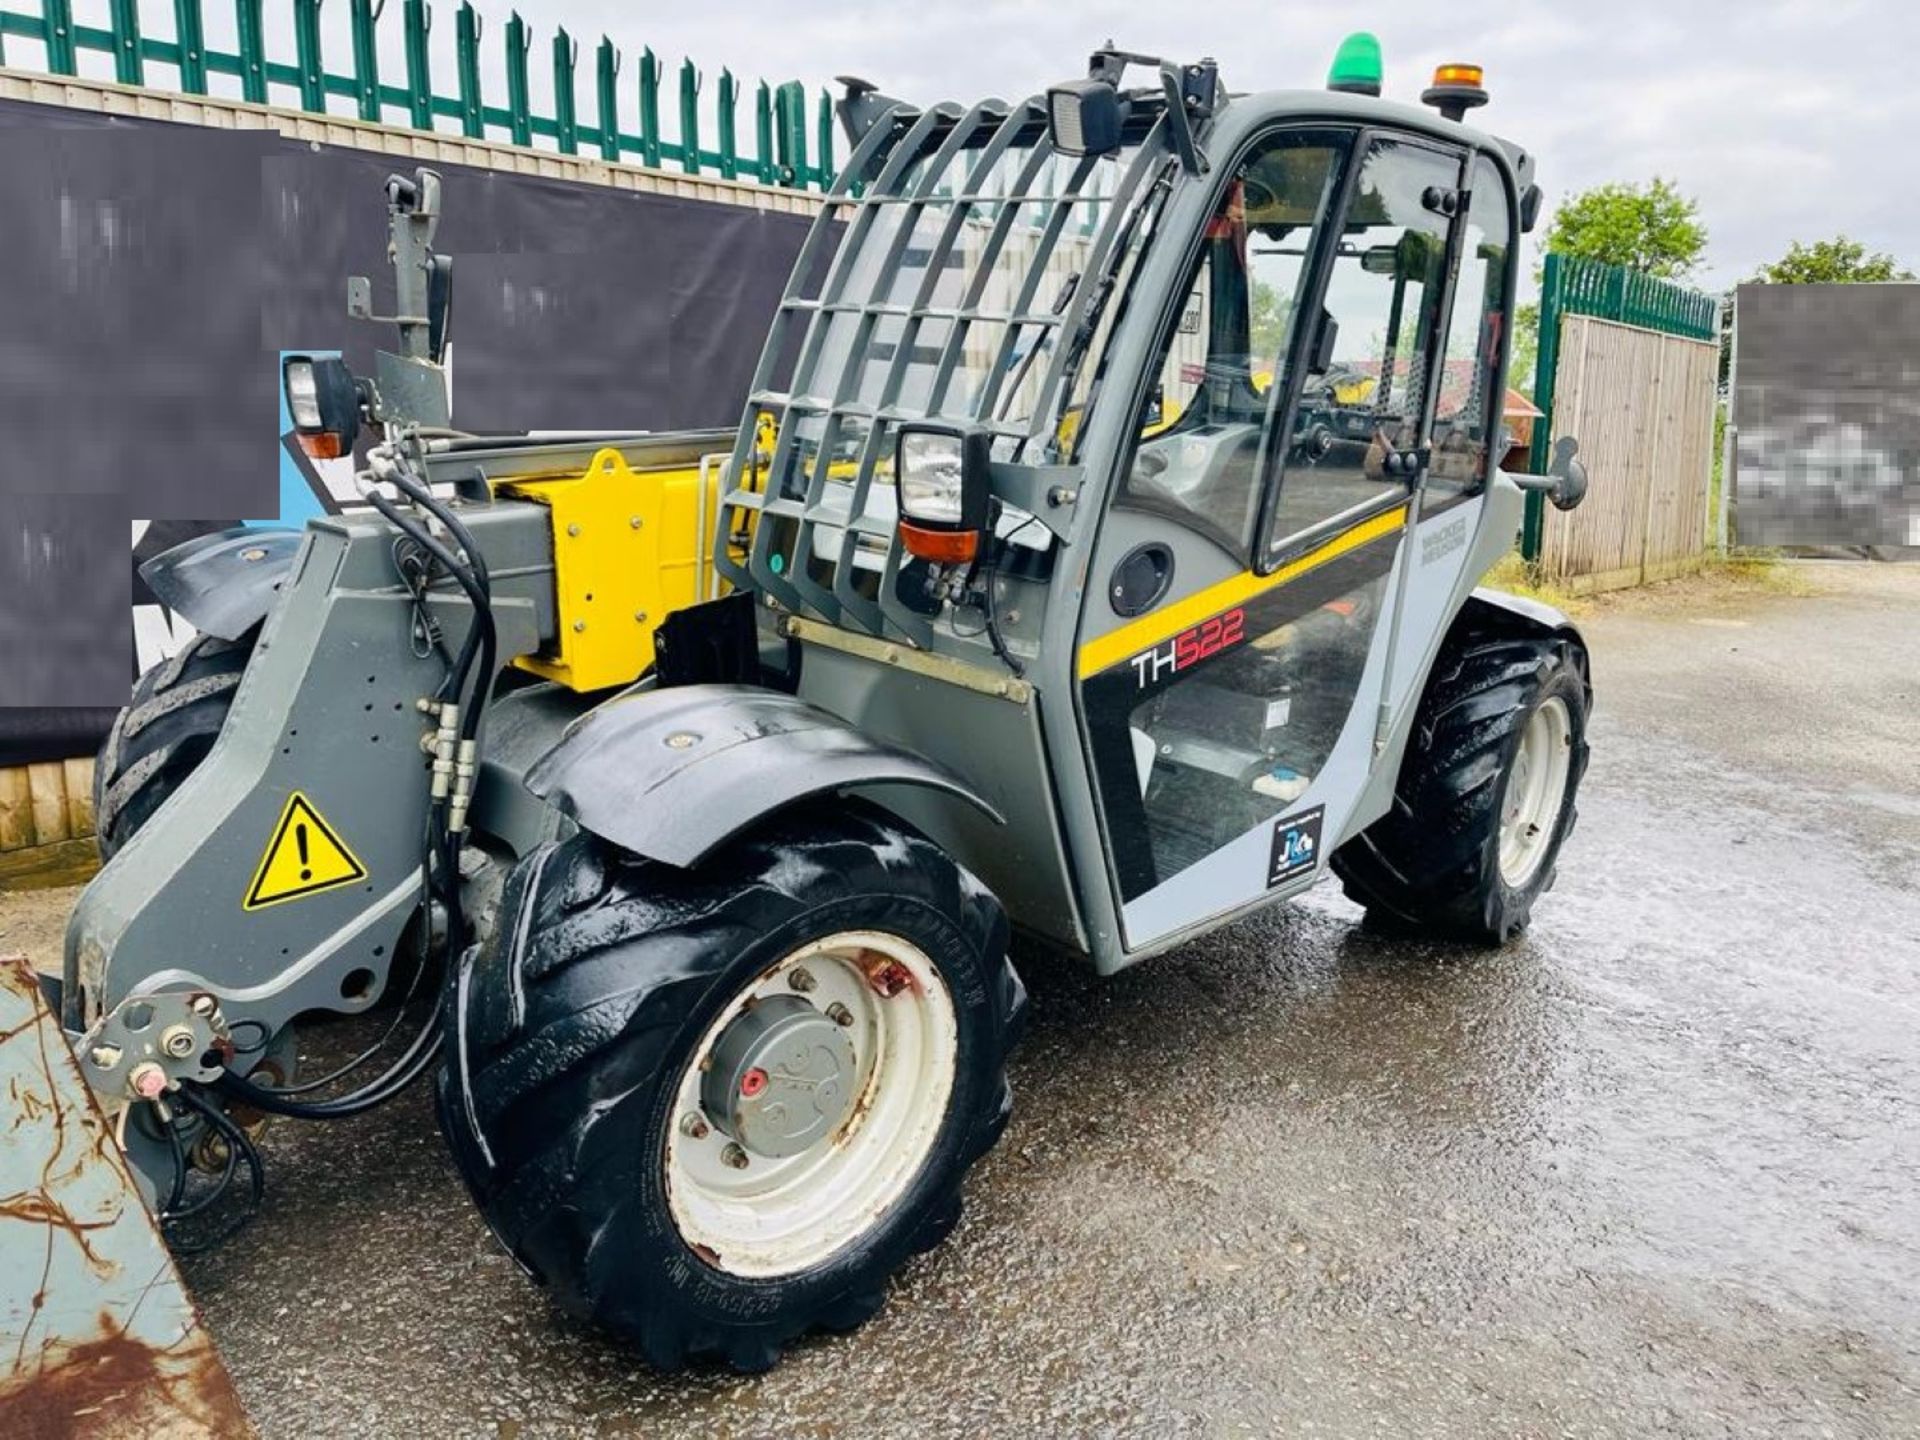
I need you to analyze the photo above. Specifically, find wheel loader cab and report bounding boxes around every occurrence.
[708,53,1532,971]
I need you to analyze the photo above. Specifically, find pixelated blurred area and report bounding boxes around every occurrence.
[0,103,816,717]
[0,493,130,707]
[0,119,270,707]
[1733,282,1920,555]
[0,122,277,515]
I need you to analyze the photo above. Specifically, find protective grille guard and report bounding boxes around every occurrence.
[713,92,1172,647]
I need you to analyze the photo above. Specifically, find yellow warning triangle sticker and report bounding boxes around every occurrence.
[243,792,368,911]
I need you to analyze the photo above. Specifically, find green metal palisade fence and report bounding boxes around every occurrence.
[0,0,836,190]
[1522,253,1718,559]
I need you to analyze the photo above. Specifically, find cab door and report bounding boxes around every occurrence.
[1074,126,1467,951]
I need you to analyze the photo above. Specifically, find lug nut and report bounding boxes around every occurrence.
[128,1062,168,1100]
[188,993,218,1017]
[679,1112,710,1140]
[721,1142,749,1170]
[826,1002,855,1028]
[788,967,816,994]
[160,1025,197,1059]
[863,957,913,998]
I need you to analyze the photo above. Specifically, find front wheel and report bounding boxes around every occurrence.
[1333,623,1591,942]
[437,801,1025,1371]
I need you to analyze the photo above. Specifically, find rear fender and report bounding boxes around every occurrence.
[525,684,1004,868]
[140,525,304,641]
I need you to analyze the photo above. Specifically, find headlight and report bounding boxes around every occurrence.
[895,423,991,565]
[899,430,969,525]
[281,354,361,460]
[284,358,322,430]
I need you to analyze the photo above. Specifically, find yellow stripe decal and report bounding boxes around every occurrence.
[1076,504,1408,680]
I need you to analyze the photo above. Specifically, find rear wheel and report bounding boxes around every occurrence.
[94,626,257,858]
[438,801,1025,1371]
[1333,622,1590,942]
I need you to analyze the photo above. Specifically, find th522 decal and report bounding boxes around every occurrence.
[1128,607,1245,688]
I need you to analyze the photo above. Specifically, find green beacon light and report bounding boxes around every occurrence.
[1328,32,1384,98]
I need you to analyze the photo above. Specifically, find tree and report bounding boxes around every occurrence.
[1750,236,1914,284]
[1509,302,1540,397]
[1541,177,1708,281]
[1249,279,1291,364]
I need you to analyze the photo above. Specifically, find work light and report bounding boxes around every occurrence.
[1046,80,1124,158]
[895,423,991,564]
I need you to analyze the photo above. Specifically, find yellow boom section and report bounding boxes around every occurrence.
[498,446,725,693]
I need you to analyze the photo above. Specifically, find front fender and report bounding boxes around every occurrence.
[1462,587,1593,694]
[524,684,1005,868]
[140,525,304,641]
[1464,586,1580,641]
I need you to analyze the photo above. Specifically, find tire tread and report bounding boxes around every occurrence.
[93,627,256,857]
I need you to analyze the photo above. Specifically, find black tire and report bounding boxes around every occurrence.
[1332,620,1590,943]
[94,626,258,859]
[437,800,1026,1372]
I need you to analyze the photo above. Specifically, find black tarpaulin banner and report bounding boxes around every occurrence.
[0,95,815,757]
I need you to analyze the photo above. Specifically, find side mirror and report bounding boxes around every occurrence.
[1512,439,1589,514]
[1519,183,1544,235]
[1046,80,1125,158]
[282,355,361,460]
[1359,244,1400,276]
[1511,435,1589,510]
[1308,311,1340,374]
[427,253,454,363]
[1547,435,1588,511]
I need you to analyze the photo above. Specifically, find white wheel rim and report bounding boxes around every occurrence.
[1498,696,1573,889]
[664,930,958,1278]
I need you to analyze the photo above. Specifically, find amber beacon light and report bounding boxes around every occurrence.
[1422,62,1490,122]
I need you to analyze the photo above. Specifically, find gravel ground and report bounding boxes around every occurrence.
[4,560,1916,1438]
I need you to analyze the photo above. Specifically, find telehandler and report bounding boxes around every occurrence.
[63,35,1590,1371]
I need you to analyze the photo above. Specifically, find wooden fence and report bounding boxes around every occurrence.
[0,756,97,890]
[1534,314,1719,593]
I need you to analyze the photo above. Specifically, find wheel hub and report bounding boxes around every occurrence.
[701,995,857,1159]
[1497,696,1573,889]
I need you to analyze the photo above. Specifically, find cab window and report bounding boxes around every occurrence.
[1263,135,1463,560]
[1119,129,1356,559]
[1428,153,1514,496]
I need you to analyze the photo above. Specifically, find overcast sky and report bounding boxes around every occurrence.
[174,0,1917,295]
[490,0,1916,294]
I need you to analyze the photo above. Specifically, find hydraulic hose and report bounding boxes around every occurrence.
[218,1009,444,1119]
[382,459,497,745]
[237,447,487,1121]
